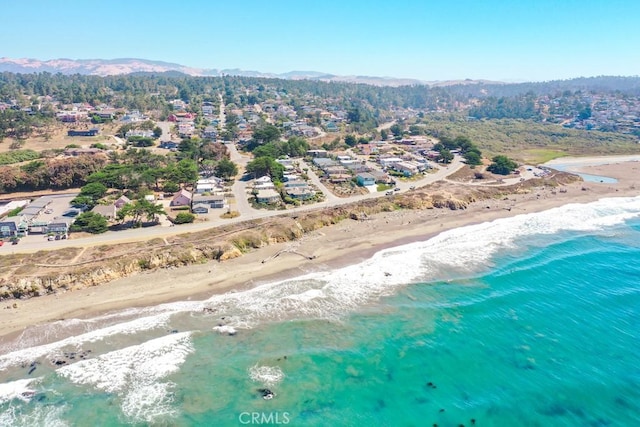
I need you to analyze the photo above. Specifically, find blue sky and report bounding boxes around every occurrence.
[1,0,638,82]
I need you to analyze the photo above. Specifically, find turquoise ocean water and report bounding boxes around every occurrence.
[1,196,639,426]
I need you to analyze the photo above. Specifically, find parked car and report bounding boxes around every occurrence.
[394,187,401,192]
[47,235,55,241]
[44,209,53,214]
[409,186,416,190]
[385,191,394,196]
[54,234,61,240]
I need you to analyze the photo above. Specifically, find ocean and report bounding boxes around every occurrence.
[1,196,639,426]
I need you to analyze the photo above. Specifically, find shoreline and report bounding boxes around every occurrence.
[1,161,639,343]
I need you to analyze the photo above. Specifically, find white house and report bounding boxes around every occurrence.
[195,177,223,194]
[254,176,275,190]
[380,157,403,168]
[256,189,281,204]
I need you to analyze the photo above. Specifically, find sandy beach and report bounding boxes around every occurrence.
[1,160,639,342]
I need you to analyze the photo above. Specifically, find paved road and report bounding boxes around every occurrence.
[218,93,225,131]
[156,121,174,141]
[226,142,256,217]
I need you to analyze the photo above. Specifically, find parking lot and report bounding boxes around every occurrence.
[12,193,79,246]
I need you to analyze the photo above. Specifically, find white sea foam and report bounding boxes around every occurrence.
[194,195,640,329]
[57,332,193,424]
[249,364,285,387]
[212,325,237,335]
[0,312,174,372]
[0,377,39,405]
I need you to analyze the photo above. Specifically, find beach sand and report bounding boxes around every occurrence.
[1,160,638,342]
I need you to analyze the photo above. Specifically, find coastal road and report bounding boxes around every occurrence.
[8,155,465,255]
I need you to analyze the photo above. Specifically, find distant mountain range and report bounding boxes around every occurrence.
[0,57,504,87]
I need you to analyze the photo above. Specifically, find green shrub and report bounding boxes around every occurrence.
[0,149,40,165]
[173,212,195,224]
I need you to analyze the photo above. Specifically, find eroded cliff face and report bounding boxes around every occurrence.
[0,244,245,300]
[1,178,573,301]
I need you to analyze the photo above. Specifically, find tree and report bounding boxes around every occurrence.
[347,107,362,123]
[252,124,281,143]
[214,158,238,180]
[487,155,518,175]
[153,126,163,139]
[390,123,403,138]
[163,181,180,193]
[344,134,357,147]
[438,149,454,164]
[246,157,284,181]
[70,211,109,234]
[174,212,195,224]
[463,150,482,166]
[70,195,95,209]
[380,129,388,140]
[80,182,107,199]
[409,125,422,135]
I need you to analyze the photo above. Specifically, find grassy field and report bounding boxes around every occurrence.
[0,123,120,153]
[418,116,640,164]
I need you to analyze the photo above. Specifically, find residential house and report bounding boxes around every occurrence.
[47,221,71,236]
[393,161,419,176]
[202,105,215,116]
[282,173,299,182]
[192,194,226,209]
[256,189,281,204]
[329,173,350,183]
[312,158,337,170]
[159,141,179,150]
[325,121,339,132]
[284,180,308,189]
[68,128,99,137]
[195,177,223,194]
[94,110,115,120]
[254,176,275,190]
[379,157,403,168]
[344,163,370,174]
[114,195,131,209]
[356,172,376,187]
[91,204,117,221]
[307,149,329,158]
[324,165,349,176]
[285,186,315,200]
[171,189,193,207]
[191,203,210,214]
[125,129,154,139]
[369,170,393,184]
[203,126,217,139]
[120,110,145,123]
[178,122,195,137]
[0,219,19,237]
